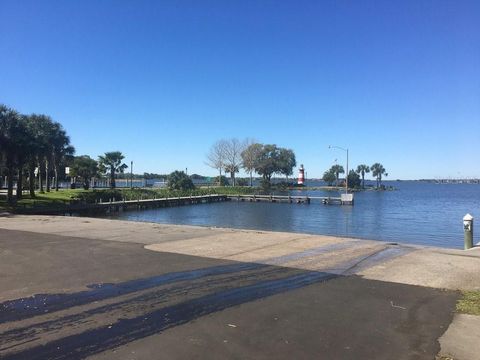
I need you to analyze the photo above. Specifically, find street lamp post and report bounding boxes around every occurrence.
[130,161,133,189]
[329,145,349,194]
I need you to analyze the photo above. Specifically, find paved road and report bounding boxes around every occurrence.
[0,228,459,359]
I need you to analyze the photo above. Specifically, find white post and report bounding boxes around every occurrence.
[464,213,474,250]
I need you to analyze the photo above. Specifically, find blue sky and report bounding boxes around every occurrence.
[1,0,479,179]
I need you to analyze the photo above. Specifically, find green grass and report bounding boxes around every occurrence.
[0,186,257,212]
[456,290,480,315]
[0,189,89,210]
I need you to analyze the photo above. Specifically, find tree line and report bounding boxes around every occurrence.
[0,104,132,204]
[206,139,296,187]
[322,163,388,189]
[70,151,129,191]
[0,105,74,203]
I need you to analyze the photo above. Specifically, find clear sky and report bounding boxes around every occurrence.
[1,0,479,179]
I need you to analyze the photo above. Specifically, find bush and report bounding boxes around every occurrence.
[74,189,123,203]
[167,171,195,191]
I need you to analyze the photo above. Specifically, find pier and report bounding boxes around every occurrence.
[227,194,354,205]
[16,192,354,216]
[17,194,229,215]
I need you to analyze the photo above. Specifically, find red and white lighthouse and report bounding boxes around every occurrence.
[298,164,305,186]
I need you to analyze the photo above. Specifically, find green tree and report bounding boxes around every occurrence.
[50,123,75,191]
[322,169,336,186]
[331,164,345,186]
[278,148,296,180]
[371,163,387,188]
[43,120,59,192]
[0,105,26,203]
[26,114,55,193]
[98,151,128,189]
[167,170,195,190]
[23,115,44,197]
[253,144,281,184]
[1,106,75,201]
[241,142,262,186]
[356,164,370,189]
[11,115,37,200]
[347,170,361,189]
[70,156,98,190]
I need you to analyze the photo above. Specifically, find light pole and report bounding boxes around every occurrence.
[130,161,133,189]
[329,145,349,194]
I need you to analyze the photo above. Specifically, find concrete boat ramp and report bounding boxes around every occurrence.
[0,215,479,359]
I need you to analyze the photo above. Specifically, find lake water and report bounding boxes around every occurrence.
[106,182,480,249]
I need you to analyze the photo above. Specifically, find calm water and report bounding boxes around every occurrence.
[107,182,480,249]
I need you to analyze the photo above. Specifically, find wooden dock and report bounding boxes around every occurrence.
[227,194,354,205]
[18,194,230,215]
[17,192,354,215]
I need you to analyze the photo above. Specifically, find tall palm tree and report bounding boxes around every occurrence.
[0,106,32,203]
[22,115,40,198]
[14,116,37,200]
[1,107,75,201]
[356,164,370,189]
[331,164,345,187]
[24,114,54,196]
[371,163,387,188]
[98,151,128,189]
[44,121,59,193]
[27,114,56,193]
[50,123,75,191]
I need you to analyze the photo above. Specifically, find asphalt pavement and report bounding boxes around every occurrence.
[0,228,460,360]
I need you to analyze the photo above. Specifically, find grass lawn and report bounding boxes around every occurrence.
[0,186,257,212]
[0,189,91,210]
[457,290,480,315]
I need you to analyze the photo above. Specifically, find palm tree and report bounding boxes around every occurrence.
[27,114,56,193]
[0,105,28,203]
[98,151,128,188]
[322,169,336,186]
[371,163,387,188]
[1,107,75,201]
[356,165,370,189]
[44,121,60,193]
[0,105,20,203]
[224,164,239,186]
[23,115,42,198]
[14,115,37,200]
[331,164,345,187]
[50,123,75,191]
